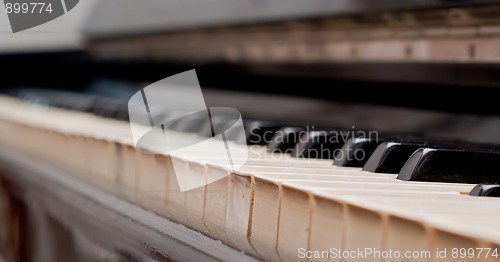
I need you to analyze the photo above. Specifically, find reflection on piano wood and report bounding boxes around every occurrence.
[1,96,500,262]
[89,4,500,64]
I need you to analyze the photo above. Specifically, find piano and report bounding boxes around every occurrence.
[2,1,500,261]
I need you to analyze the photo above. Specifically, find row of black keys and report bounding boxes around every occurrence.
[14,88,131,121]
[13,89,500,197]
[156,111,500,197]
[240,121,500,197]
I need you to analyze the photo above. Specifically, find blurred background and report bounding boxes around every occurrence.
[4,0,500,132]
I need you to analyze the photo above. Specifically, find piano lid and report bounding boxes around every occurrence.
[83,0,500,38]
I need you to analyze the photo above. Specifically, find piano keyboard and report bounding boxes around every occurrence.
[1,95,500,262]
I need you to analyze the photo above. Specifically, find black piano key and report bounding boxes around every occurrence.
[291,130,344,159]
[363,142,423,173]
[17,89,61,108]
[469,184,500,197]
[267,127,304,153]
[108,101,128,119]
[364,137,500,174]
[398,148,500,183]
[114,109,130,121]
[245,121,282,145]
[69,96,96,113]
[92,98,124,118]
[50,93,73,109]
[334,137,383,167]
[14,88,137,121]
